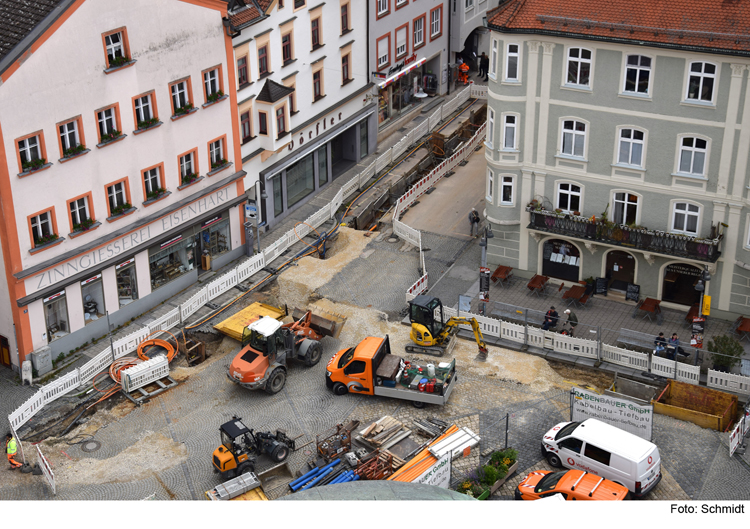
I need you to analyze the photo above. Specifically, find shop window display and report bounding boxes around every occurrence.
[317,145,328,188]
[286,152,315,208]
[81,274,106,324]
[272,174,283,217]
[149,237,195,290]
[198,219,230,257]
[116,258,138,307]
[44,292,69,342]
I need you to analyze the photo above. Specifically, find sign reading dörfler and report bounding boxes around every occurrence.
[571,387,653,441]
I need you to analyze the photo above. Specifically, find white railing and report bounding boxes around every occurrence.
[651,356,676,378]
[675,363,701,384]
[7,81,486,432]
[707,369,750,395]
[36,445,55,495]
[121,355,170,393]
[601,344,649,370]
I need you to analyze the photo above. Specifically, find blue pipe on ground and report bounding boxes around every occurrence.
[299,467,333,491]
[289,466,322,489]
[290,459,341,491]
[330,470,352,485]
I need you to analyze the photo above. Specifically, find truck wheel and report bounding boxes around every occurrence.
[265,368,286,394]
[332,382,348,396]
[412,401,426,409]
[270,443,290,463]
[237,461,255,476]
[546,453,562,468]
[303,341,322,367]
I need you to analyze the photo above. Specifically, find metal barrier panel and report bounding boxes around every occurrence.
[35,445,55,495]
[206,269,238,301]
[527,327,544,348]
[601,344,649,370]
[707,369,750,395]
[148,308,181,335]
[406,273,428,297]
[553,334,598,359]
[78,349,114,384]
[375,150,392,173]
[112,327,150,360]
[331,189,344,215]
[41,369,80,405]
[651,356,676,378]
[122,355,170,393]
[675,363,700,384]
[341,175,360,200]
[501,321,526,344]
[743,407,750,437]
[237,253,265,283]
[428,108,442,130]
[470,84,488,99]
[180,287,208,320]
[8,390,45,430]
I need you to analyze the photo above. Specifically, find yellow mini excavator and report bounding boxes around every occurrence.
[406,296,488,358]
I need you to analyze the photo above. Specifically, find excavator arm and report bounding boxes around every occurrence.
[441,318,489,357]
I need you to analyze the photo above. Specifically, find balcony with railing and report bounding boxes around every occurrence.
[526,206,722,263]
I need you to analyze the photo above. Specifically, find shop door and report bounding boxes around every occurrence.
[194,233,206,274]
[662,263,702,306]
[0,336,10,368]
[605,251,635,292]
[331,135,343,166]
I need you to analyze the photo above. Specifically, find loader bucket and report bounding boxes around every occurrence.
[291,308,341,338]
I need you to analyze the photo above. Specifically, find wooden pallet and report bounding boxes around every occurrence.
[121,376,177,406]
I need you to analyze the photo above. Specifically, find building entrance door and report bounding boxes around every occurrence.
[605,250,635,292]
[0,336,10,368]
[662,263,702,306]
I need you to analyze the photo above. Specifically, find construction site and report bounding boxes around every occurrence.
[2,85,748,504]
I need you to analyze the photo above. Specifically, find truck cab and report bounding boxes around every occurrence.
[326,336,387,395]
[228,316,290,391]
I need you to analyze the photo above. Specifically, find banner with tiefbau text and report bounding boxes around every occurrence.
[571,387,653,441]
[413,453,451,488]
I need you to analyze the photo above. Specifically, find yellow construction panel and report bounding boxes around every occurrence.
[213,302,286,341]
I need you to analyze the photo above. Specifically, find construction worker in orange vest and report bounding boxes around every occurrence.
[5,433,22,470]
[458,62,470,85]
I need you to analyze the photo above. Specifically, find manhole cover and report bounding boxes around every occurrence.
[80,440,101,453]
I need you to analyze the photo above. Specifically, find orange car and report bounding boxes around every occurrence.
[514,469,630,501]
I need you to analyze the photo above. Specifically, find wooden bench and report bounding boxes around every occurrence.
[491,308,545,327]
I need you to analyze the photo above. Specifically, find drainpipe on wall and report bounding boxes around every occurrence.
[447,0,452,95]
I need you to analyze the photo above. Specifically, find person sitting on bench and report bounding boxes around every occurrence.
[542,306,559,331]
[654,332,667,355]
[667,333,688,359]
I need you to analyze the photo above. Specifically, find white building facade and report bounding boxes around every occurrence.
[0,0,244,367]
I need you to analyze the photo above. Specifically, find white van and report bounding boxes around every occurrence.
[541,418,661,498]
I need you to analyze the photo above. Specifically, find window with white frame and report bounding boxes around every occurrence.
[210,139,224,166]
[31,211,53,243]
[104,32,124,65]
[171,81,189,112]
[396,26,407,58]
[377,38,389,68]
[59,121,80,153]
[566,48,591,86]
[486,108,494,149]
[413,18,424,48]
[506,44,519,80]
[612,192,639,225]
[624,55,651,94]
[430,8,441,38]
[69,197,90,226]
[500,176,514,205]
[97,107,117,137]
[489,39,498,78]
[556,183,581,213]
[107,182,127,211]
[686,62,716,102]
[618,128,644,167]
[465,0,474,8]
[143,167,160,194]
[486,168,494,201]
[561,120,586,157]
[134,94,153,124]
[672,202,700,235]
[204,68,220,98]
[679,137,707,176]
[377,0,389,16]
[180,152,194,177]
[503,115,517,150]
[18,136,41,166]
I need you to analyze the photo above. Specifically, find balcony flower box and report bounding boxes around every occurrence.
[178,174,203,190]
[207,90,224,103]
[134,118,161,134]
[61,144,88,161]
[97,131,125,148]
[29,234,64,253]
[172,104,198,120]
[69,220,101,238]
[104,56,136,73]
[143,189,171,206]
[107,203,135,222]
[19,158,53,176]
[207,160,231,176]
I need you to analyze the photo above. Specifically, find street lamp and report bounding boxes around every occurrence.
[479,224,494,315]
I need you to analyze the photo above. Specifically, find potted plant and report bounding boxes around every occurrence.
[456,470,491,499]
[62,144,86,158]
[137,117,159,130]
[146,188,166,201]
[181,173,199,186]
[22,157,46,172]
[211,158,228,170]
[100,130,122,144]
[34,233,59,246]
[485,447,518,494]
[108,55,131,68]
[174,103,194,116]
[555,208,563,214]
[573,210,581,216]
[72,217,95,232]
[708,335,744,373]
[111,202,132,216]
[207,90,224,103]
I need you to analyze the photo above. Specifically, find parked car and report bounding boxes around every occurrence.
[514,469,630,501]
[540,418,661,498]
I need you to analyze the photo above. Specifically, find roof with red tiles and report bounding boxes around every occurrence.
[255,0,272,13]
[229,4,262,28]
[487,0,750,56]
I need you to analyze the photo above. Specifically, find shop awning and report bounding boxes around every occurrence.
[378,57,427,90]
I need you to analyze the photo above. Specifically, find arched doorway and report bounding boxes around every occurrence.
[542,239,580,282]
[605,250,636,292]
[661,263,702,306]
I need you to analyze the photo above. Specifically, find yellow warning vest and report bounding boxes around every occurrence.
[6,437,17,454]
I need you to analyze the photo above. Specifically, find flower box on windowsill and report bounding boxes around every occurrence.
[133,120,163,135]
[171,106,198,121]
[143,190,171,206]
[96,132,126,149]
[202,94,229,109]
[103,58,136,74]
[106,206,136,223]
[59,146,90,163]
[177,175,204,191]
[29,235,64,254]
[68,221,102,239]
[17,161,53,177]
[207,162,232,177]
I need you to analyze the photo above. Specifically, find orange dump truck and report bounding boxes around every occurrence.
[326,335,458,408]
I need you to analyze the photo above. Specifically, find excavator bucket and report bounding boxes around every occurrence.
[291,307,345,338]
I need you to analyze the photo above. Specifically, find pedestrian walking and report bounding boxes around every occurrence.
[542,306,559,331]
[5,433,22,470]
[469,208,480,237]
[480,52,490,81]
[564,309,578,335]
